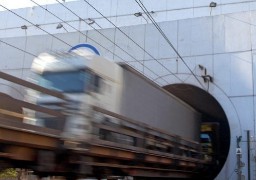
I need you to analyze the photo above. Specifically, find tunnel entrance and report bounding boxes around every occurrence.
[163,84,230,179]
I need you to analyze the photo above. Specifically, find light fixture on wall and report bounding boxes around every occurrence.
[202,75,213,83]
[21,25,27,30]
[56,23,68,32]
[198,64,213,83]
[209,2,217,7]
[134,12,149,23]
[87,18,95,25]
[134,12,142,17]
[56,23,63,29]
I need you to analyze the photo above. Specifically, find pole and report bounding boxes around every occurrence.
[247,130,251,180]
[236,136,242,180]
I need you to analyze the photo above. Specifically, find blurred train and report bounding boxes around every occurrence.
[26,49,201,143]
[23,49,209,178]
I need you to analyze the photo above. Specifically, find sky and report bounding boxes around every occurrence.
[0,0,76,10]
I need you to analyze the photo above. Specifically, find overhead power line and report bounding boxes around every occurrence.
[29,0,126,61]
[0,39,38,58]
[1,3,91,58]
[31,0,167,84]
[134,0,206,90]
[0,4,73,48]
[0,3,87,63]
[79,0,183,82]
[52,0,170,83]
[1,1,166,84]
[55,0,139,57]
[53,0,145,63]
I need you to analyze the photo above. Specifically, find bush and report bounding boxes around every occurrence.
[0,168,17,179]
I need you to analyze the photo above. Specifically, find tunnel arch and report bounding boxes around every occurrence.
[163,83,235,179]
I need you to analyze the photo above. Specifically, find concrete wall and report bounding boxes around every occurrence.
[1,0,256,38]
[1,0,256,179]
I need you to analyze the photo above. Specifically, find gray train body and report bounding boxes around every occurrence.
[118,65,201,142]
[29,51,201,142]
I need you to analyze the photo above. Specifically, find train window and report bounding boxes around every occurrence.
[94,75,100,88]
[93,75,101,92]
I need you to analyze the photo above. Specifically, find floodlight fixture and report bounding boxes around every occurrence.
[56,23,63,29]
[87,18,95,25]
[134,12,142,17]
[209,2,217,7]
[21,25,27,30]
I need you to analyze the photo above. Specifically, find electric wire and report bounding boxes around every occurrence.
[1,1,165,84]
[30,0,125,61]
[79,0,183,82]
[135,0,205,88]
[1,1,139,77]
[55,0,148,65]
[1,3,95,61]
[0,39,40,98]
[0,3,90,62]
[0,39,38,58]
[134,0,206,90]
[31,0,166,83]
[53,0,169,83]
[0,4,72,48]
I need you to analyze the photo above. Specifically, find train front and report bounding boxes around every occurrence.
[25,51,99,144]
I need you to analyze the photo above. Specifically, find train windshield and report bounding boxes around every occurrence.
[39,70,91,93]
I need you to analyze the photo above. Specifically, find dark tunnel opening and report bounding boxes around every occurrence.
[163,84,230,179]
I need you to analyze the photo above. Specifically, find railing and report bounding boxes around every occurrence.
[0,71,67,122]
[0,71,65,146]
[90,106,206,170]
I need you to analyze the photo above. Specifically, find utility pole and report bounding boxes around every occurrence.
[236,136,244,180]
[247,130,251,180]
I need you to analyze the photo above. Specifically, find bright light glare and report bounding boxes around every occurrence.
[0,0,77,11]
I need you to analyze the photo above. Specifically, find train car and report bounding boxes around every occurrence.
[119,64,201,142]
[27,50,201,142]
[23,49,205,178]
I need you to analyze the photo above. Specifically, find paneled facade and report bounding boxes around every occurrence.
[1,0,256,179]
